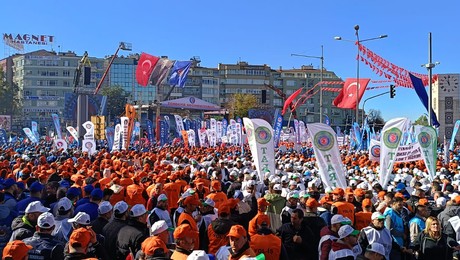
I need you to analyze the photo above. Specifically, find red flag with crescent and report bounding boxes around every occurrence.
[135,53,160,86]
[282,88,303,115]
[332,78,370,109]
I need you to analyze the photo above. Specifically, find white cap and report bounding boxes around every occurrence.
[371,212,385,220]
[130,204,147,217]
[436,197,447,207]
[289,180,297,186]
[57,197,72,211]
[150,220,173,235]
[331,214,348,225]
[273,184,282,191]
[68,212,91,225]
[98,201,113,215]
[25,201,49,214]
[37,212,55,228]
[114,201,129,214]
[203,198,215,207]
[338,225,359,239]
[366,242,385,256]
[186,250,210,260]
[158,194,168,201]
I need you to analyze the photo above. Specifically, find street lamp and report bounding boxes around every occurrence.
[335,25,387,125]
[291,45,324,123]
[422,32,439,127]
[361,91,390,124]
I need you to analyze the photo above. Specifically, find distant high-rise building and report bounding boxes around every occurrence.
[433,73,460,141]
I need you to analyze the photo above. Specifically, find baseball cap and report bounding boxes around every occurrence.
[203,198,215,207]
[366,243,385,256]
[371,212,385,220]
[174,224,198,239]
[287,191,300,200]
[90,188,103,200]
[273,184,282,191]
[362,198,372,208]
[98,201,113,215]
[141,237,167,257]
[218,203,231,216]
[211,180,221,190]
[395,183,406,192]
[332,187,345,197]
[57,197,73,212]
[306,198,319,208]
[25,201,50,214]
[187,250,210,260]
[227,224,247,238]
[338,225,359,239]
[37,212,55,228]
[158,194,168,201]
[83,184,94,194]
[436,197,447,207]
[69,227,92,249]
[331,214,349,225]
[2,178,16,189]
[151,220,174,235]
[114,201,129,214]
[68,212,91,225]
[183,196,201,206]
[29,181,44,192]
[2,240,33,259]
[130,204,147,217]
[257,198,270,207]
[418,198,429,206]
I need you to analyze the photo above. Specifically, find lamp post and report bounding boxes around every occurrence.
[335,25,387,125]
[361,91,390,125]
[422,32,438,127]
[291,45,324,123]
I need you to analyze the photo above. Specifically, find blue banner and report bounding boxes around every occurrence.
[105,127,114,151]
[205,120,210,130]
[222,118,228,136]
[146,120,154,144]
[163,116,170,143]
[273,114,283,148]
[0,129,7,145]
[160,120,168,146]
[409,73,440,127]
[353,122,362,150]
[51,113,62,139]
[450,120,460,150]
[184,118,191,131]
[31,121,40,140]
[324,115,330,125]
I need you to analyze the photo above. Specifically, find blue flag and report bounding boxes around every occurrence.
[409,73,440,127]
[169,61,192,88]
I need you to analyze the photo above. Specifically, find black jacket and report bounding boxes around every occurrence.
[23,232,64,260]
[303,213,327,259]
[102,218,127,259]
[116,219,149,260]
[10,215,35,241]
[276,222,315,260]
[91,216,109,235]
[412,231,458,260]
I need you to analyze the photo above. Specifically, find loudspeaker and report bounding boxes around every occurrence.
[83,67,91,85]
[261,90,267,104]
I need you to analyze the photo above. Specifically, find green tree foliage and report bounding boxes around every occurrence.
[367,109,385,132]
[414,114,429,126]
[227,93,259,118]
[100,86,130,118]
[0,68,20,116]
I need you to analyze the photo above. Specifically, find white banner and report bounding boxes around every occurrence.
[120,117,129,150]
[66,126,79,142]
[53,138,68,152]
[306,123,347,189]
[187,130,196,147]
[216,121,222,141]
[82,121,94,141]
[82,139,97,155]
[23,127,38,143]
[198,128,207,147]
[369,139,424,163]
[207,129,217,147]
[415,125,438,181]
[243,118,275,181]
[112,124,121,151]
[174,115,184,135]
[379,118,410,189]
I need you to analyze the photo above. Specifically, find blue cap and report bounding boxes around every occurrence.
[16,182,25,190]
[2,178,16,189]
[29,181,44,192]
[59,180,71,188]
[67,187,81,198]
[90,188,103,199]
[84,185,94,194]
[234,190,244,200]
[395,183,406,192]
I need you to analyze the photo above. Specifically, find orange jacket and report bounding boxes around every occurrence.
[248,213,271,237]
[333,201,355,223]
[207,222,230,255]
[164,182,181,209]
[125,183,146,207]
[354,211,372,230]
[177,212,199,250]
[250,233,281,260]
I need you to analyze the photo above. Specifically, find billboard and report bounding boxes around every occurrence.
[3,33,54,46]
[0,115,11,131]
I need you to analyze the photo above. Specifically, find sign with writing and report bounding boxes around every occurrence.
[3,33,54,45]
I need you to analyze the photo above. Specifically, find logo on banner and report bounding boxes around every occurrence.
[277,116,282,123]
[56,140,64,147]
[314,131,334,151]
[371,144,381,157]
[85,141,93,149]
[255,126,271,144]
[418,132,431,148]
[383,128,402,149]
[189,97,195,104]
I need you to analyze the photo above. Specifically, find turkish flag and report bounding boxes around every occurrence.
[136,53,160,86]
[282,87,303,115]
[332,78,370,109]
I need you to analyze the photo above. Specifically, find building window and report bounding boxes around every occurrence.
[63,70,70,77]
[446,112,453,124]
[445,97,453,110]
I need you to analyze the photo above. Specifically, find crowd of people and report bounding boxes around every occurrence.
[1,140,460,260]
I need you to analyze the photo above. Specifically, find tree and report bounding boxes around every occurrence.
[100,86,130,120]
[414,115,429,126]
[367,109,385,132]
[226,93,259,118]
[0,68,20,118]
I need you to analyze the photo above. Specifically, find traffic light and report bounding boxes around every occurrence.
[390,85,396,98]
